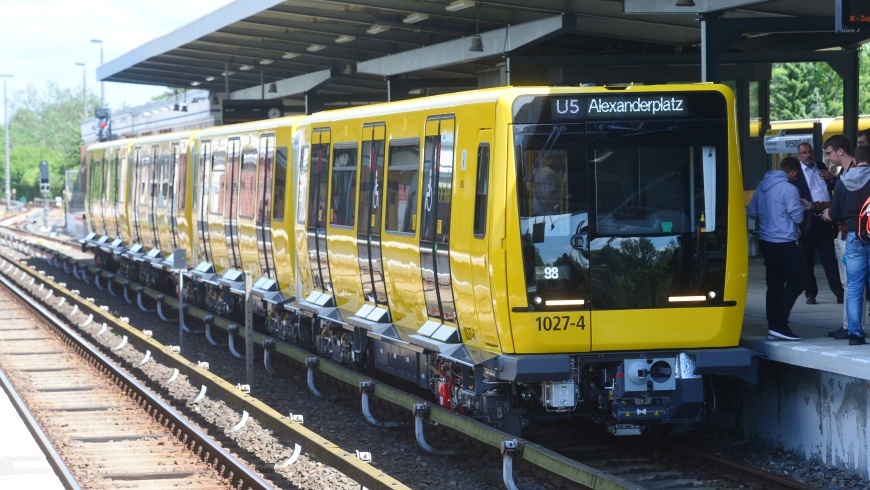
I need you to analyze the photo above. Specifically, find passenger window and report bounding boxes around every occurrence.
[273,147,288,221]
[330,144,358,227]
[209,151,226,215]
[473,144,490,237]
[385,140,420,234]
[238,151,257,219]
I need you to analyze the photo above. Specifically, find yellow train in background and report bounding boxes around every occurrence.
[84,85,754,436]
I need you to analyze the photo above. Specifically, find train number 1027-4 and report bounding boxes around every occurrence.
[536,315,586,332]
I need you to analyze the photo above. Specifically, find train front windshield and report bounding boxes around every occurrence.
[514,92,730,311]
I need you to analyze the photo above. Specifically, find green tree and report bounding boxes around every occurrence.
[771,45,870,120]
[0,82,97,201]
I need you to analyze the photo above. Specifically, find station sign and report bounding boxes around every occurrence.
[763,129,812,155]
[222,100,284,125]
[836,0,870,33]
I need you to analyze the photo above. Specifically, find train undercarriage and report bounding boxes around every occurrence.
[81,237,751,437]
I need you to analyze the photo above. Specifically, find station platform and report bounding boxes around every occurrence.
[740,256,870,381]
[0,374,67,489]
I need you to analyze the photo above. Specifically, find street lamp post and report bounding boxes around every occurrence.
[75,63,86,119]
[1,74,12,213]
[90,39,104,109]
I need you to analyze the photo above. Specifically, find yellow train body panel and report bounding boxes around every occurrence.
[192,118,301,290]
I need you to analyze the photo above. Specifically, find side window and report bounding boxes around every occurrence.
[385,140,420,234]
[238,151,257,219]
[273,147,288,221]
[307,142,330,228]
[209,151,226,215]
[473,144,490,237]
[296,142,310,224]
[177,149,188,211]
[330,144,358,227]
[257,136,274,224]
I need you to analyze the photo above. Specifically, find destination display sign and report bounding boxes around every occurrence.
[550,95,686,120]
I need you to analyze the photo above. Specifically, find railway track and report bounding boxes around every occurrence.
[0,223,825,490]
[0,261,272,489]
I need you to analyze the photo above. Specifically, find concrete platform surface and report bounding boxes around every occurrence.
[740,256,870,381]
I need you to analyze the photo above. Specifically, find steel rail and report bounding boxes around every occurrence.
[0,260,274,490]
[4,254,411,490]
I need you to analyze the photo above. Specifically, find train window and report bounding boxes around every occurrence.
[593,145,716,236]
[473,143,490,237]
[257,137,273,224]
[308,142,331,228]
[330,144,358,228]
[157,155,170,209]
[385,139,420,234]
[139,155,151,205]
[421,129,454,243]
[118,154,127,206]
[177,149,187,211]
[238,151,257,219]
[209,150,226,215]
[273,147,288,221]
[296,142,309,224]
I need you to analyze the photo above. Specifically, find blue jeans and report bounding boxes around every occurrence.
[844,232,869,337]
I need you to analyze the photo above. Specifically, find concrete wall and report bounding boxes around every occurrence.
[736,360,870,477]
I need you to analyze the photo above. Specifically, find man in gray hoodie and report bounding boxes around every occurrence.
[747,156,808,341]
[824,145,870,345]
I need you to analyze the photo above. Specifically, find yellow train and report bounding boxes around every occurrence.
[84,85,753,436]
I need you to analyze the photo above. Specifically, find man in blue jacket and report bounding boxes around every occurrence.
[747,156,810,341]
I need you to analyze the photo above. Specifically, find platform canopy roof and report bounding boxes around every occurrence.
[98,0,870,109]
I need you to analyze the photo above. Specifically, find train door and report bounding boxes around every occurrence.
[470,131,500,348]
[306,129,332,292]
[513,123,591,351]
[224,138,242,270]
[256,135,276,278]
[197,141,213,264]
[357,124,389,306]
[420,116,457,324]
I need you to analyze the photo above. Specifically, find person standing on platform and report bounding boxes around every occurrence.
[824,145,870,345]
[823,135,862,339]
[747,156,809,341]
[795,142,843,305]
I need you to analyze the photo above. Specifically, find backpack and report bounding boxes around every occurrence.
[859,194,870,243]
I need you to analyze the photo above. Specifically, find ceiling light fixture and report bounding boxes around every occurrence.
[675,0,695,6]
[446,0,476,12]
[259,59,273,65]
[307,43,326,52]
[268,83,278,93]
[282,52,298,59]
[205,76,216,81]
[191,81,201,86]
[239,64,254,71]
[221,71,235,76]
[469,34,483,52]
[403,12,429,24]
[335,35,356,44]
[367,24,389,34]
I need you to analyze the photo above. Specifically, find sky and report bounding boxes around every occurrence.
[0,0,236,116]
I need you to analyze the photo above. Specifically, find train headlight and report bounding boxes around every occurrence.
[534,296,542,305]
